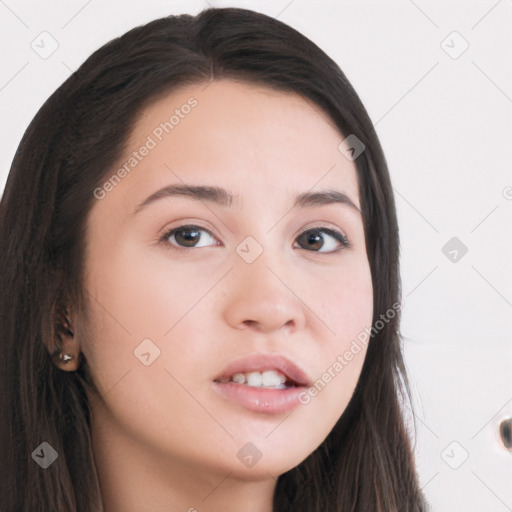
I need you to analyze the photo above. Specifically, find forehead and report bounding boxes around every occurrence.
[106,79,361,214]
[135,78,343,148]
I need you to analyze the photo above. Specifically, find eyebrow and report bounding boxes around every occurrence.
[132,184,361,215]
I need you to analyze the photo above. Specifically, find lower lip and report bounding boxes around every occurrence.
[211,381,306,414]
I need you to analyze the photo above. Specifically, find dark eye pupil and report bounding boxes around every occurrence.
[299,230,323,250]
[175,229,200,247]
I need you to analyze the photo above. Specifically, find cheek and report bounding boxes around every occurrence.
[80,241,224,392]
[314,255,374,344]
[301,256,373,417]
[84,241,207,338]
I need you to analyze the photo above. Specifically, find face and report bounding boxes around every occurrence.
[81,79,373,480]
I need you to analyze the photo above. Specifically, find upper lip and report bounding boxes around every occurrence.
[214,353,312,387]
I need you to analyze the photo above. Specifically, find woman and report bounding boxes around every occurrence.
[0,7,430,511]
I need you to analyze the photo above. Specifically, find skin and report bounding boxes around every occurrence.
[57,79,373,512]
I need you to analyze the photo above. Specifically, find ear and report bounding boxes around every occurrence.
[51,305,81,372]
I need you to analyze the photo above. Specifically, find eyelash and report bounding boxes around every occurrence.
[159,224,351,253]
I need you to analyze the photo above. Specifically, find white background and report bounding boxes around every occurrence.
[1,1,511,510]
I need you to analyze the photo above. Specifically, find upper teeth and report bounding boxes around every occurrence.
[230,370,288,388]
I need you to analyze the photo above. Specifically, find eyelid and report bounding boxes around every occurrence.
[296,222,350,244]
[158,219,221,240]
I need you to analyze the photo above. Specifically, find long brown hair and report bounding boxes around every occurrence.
[0,7,429,511]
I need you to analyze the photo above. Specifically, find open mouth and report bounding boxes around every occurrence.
[214,369,301,389]
[211,354,311,414]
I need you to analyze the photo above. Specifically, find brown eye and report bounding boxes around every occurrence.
[295,228,349,253]
[162,225,219,249]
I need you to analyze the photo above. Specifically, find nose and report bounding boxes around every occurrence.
[222,249,306,334]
